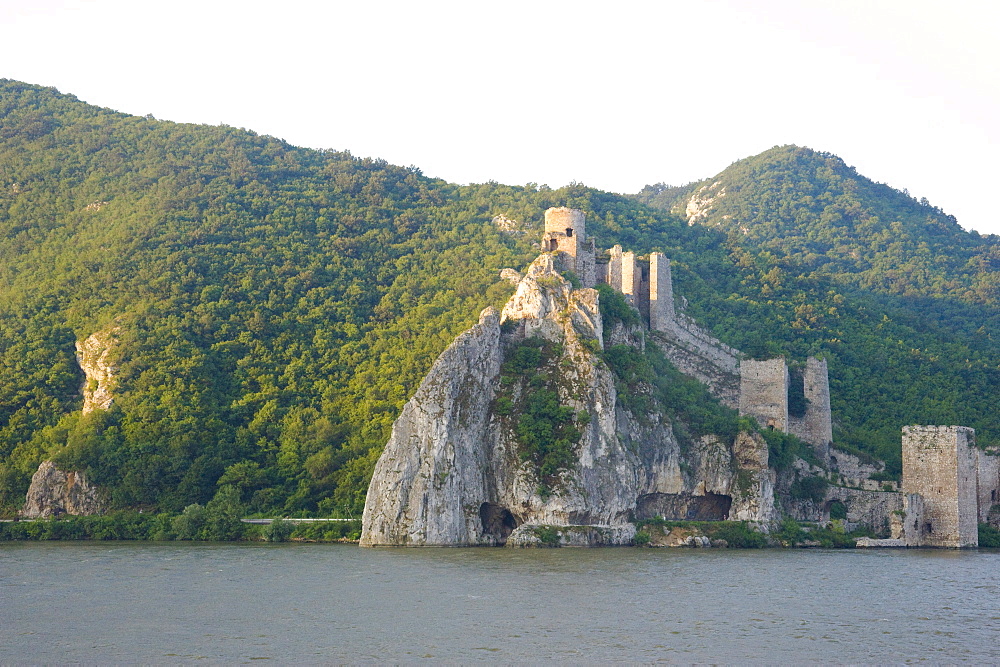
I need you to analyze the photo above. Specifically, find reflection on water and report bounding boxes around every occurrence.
[2,542,999,663]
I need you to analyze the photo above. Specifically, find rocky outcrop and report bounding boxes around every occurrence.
[76,326,120,415]
[729,431,777,523]
[684,181,726,225]
[360,255,777,546]
[22,461,107,518]
[359,306,505,546]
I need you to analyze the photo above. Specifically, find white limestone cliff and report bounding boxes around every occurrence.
[22,461,107,518]
[76,326,120,415]
[360,255,776,546]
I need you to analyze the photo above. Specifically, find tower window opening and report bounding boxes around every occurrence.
[565,228,573,237]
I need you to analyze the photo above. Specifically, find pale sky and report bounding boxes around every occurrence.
[3,0,999,235]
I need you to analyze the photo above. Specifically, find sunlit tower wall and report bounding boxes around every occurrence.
[649,252,674,332]
[542,207,595,285]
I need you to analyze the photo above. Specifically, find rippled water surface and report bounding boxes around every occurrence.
[3,542,1000,663]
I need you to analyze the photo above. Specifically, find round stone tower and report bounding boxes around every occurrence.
[541,207,596,286]
[544,206,586,245]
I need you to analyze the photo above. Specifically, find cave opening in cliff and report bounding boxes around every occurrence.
[480,503,518,544]
[635,493,733,521]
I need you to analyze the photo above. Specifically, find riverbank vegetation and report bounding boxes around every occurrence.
[0,513,361,542]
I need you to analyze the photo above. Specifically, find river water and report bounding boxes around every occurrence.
[2,542,999,663]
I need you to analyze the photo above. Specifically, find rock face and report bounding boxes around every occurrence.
[76,326,120,415]
[360,256,776,546]
[22,461,107,518]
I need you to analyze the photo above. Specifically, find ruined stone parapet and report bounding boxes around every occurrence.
[787,357,833,463]
[607,245,623,291]
[901,425,978,548]
[829,449,884,480]
[660,314,740,371]
[824,486,904,535]
[739,358,789,432]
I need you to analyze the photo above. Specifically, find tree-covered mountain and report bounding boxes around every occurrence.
[1,82,997,516]
[635,144,1000,308]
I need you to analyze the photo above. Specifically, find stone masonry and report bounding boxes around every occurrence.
[977,449,1000,523]
[901,425,979,548]
[739,358,789,432]
[787,357,833,463]
[648,252,673,331]
[542,207,596,287]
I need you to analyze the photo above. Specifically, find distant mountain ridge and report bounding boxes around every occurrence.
[635,145,1000,306]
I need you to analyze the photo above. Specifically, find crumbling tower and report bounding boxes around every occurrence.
[648,252,674,332]
[901,425,979,548]
[788,357,833,463]
[542,207,596,286]
[739,358,789,431]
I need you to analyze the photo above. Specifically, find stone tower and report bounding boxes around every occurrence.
[648,252,674,332]
[787,357,833,463]
[542,207,596,286]
[739,358,789,431]
[901,425,979,548]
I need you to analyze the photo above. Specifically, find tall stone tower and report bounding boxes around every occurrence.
[901,425,979,548]
[739,358,789,431]
[648,252,674,332]
[541,207,596,286]
[787,357,833,463]
[542,206,585,257]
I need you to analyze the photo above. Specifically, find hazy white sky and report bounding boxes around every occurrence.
[3,0,999,235]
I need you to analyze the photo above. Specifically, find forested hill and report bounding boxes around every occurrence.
[1,81,998,517]
[635,145,1000,307]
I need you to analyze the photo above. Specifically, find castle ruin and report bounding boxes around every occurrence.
[543,206,833,461]
[540,207,995,547]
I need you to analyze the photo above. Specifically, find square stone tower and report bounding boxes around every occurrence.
[648,252,674,332]
[902,425,979,548]
[739,358,789,432]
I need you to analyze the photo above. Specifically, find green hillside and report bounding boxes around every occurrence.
[1,83,997,516]
[635,144,1000,309]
